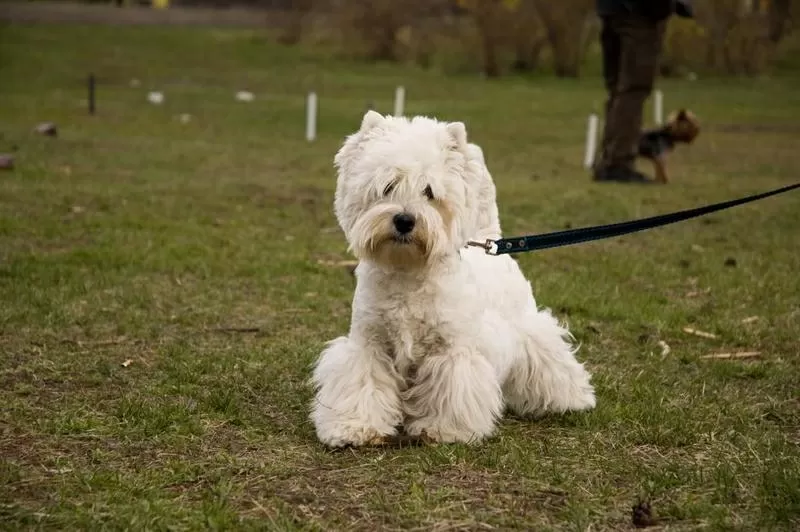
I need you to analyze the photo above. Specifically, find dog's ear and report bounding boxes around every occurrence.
[360,110,384,132]
[446,121,468,152]
[336,111,385,171]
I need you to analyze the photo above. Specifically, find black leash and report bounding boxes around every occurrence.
[468,182,800,256]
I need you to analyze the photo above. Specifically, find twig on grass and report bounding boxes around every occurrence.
[60,337,129,347]
[700,351,761,360]
[211,327,261,334]
[317,259,359,268]
[683,327,717,339]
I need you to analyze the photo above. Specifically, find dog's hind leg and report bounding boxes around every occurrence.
[653,154,668,184]
[503,309,595,417]
[403,347,503,444]
[310,336,403,448]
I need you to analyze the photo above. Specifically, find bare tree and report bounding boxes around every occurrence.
[336,0,442,61]
[533,0,594,78]
[510,0,547,72]
[456,0,513,77]
[277,0,315,45]
[768,0,793,43]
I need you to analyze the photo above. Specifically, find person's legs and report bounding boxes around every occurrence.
[597,16,621,165]
[595,14,667,181]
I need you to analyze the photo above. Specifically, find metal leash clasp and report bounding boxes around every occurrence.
[467,239,499,255]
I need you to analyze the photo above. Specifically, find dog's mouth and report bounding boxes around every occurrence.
[391,233,414,244]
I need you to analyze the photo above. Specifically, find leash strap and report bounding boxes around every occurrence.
[470,182,800,256]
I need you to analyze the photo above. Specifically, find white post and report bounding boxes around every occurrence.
[306,91,317,142]
[583,113,599,169]
[654,89,663,125]
[393,86,405,117]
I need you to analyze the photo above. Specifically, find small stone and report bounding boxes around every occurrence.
[147,92,164,105]
[632,500,656,528]
[724,257,737,267]
[235,91,254,102]
[34,122,58,137]
[0,154,14,170]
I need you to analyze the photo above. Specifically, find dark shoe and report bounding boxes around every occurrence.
[675,0,693,18]
[593,166,654,184]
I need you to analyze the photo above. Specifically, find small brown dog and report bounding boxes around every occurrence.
[638,109,700,184]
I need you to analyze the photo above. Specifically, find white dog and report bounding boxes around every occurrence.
[310,111,595,447]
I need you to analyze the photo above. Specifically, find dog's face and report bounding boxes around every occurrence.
[333,111,482,269]
[666,109,700,144]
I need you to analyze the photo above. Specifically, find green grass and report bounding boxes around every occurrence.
[1,24,799,531]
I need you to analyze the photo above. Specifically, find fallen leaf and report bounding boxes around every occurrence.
[700,351,761,360]
[683,327,717,339]
[741,316,760,324]
[657,340,670,356]
[686,288,711,298]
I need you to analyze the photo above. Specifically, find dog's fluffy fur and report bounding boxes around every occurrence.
[310,111,595,447]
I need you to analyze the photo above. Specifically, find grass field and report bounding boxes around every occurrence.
[1,24,799,531]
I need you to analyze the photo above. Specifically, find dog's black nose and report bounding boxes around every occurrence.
[393,213,416,234]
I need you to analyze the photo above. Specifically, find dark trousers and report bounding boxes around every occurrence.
[596,14,667,171]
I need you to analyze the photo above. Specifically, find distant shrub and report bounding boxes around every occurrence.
[660,17,708,77]
[532,0,595,78]
[332,0,437,61]
[660,0,791,77]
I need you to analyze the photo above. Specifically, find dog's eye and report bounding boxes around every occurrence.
[423,185,434,200]
[383,182,396,196]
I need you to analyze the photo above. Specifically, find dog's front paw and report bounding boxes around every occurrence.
[567,384,597,412]
[404,419,492,445]
[316,424,398,449]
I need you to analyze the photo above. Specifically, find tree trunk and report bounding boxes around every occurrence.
[480,27,501,77]
[512,38,546,72]
[768,0,791,43]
